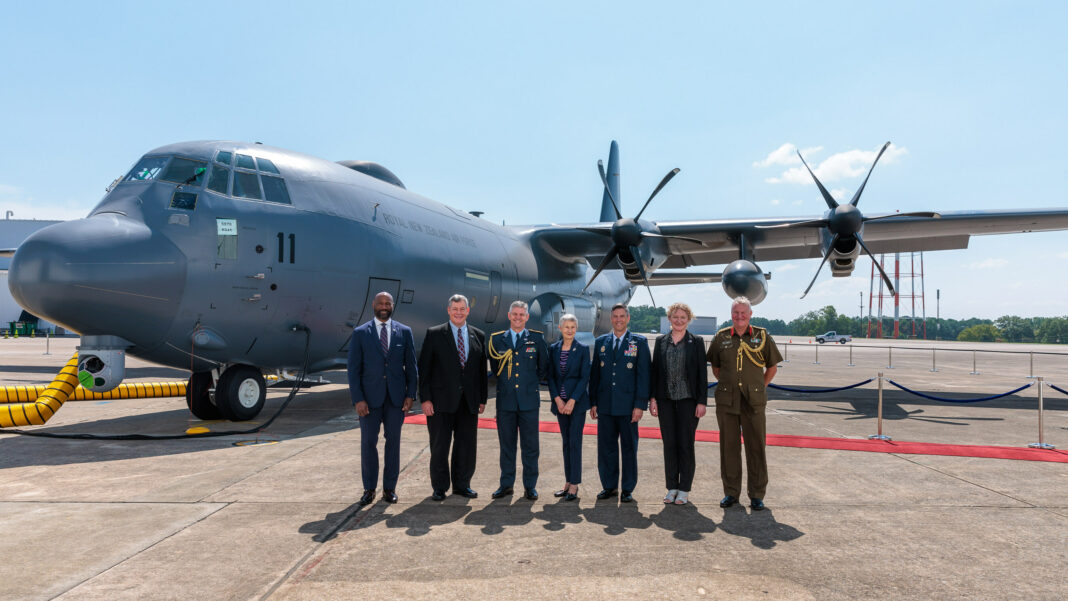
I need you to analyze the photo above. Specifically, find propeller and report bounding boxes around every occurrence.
[576,160,705,306]
[758,142,940,298]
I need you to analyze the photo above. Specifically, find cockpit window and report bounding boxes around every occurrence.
[160,158,208,186]
[235,154,256,170]
[233,170,263,200]
[123,156,169,182]
[261,175,291,204]
[215,151,233,165]
[256,157,280,174]
[207,165,230,194]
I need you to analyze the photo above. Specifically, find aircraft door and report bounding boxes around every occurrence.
[357,277,402,324]
[485,270,502,323]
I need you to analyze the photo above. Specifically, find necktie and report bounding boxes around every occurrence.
[457,327,466,368]
[613,338,620,354]
[380,323,389,356]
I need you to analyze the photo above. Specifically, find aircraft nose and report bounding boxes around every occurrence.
[8,215,187,348]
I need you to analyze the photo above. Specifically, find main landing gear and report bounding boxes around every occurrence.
[185,365,267,421]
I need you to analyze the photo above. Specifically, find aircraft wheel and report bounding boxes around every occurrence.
[215,365,267,421]
[186,371,222,420]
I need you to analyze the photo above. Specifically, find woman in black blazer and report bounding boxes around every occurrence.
[546,313,591,501]
[649,302,709,505]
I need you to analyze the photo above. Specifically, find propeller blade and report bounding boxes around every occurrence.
[856,235,896,295]
[640,232,706,246]
[797,150,839,210]
[634,168,681,221]
[582,246,620,293]
[800,234,839,298]
[849,141,891,207]
[632,246,657,309]
[863,211,942,222]
[597,160,623,220]
[756,219,830,230]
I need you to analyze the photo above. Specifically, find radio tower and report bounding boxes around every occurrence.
[867,252,927,339]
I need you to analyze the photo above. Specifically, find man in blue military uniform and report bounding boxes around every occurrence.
[589,303,651,503]
[489,300,549,500]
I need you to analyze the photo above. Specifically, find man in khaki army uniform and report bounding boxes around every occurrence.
[706,296,782,511]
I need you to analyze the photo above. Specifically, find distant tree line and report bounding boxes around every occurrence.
[628,304,1068,344]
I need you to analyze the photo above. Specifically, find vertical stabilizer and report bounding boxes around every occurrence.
[599,141,620,222]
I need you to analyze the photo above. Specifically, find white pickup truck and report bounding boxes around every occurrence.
[815,331,851,344]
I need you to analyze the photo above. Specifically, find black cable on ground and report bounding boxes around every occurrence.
[2,328,311,441]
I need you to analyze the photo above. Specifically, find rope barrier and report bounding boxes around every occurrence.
[1047,383,1068,397]
[707,378,874,394]
[886,379,1033,403]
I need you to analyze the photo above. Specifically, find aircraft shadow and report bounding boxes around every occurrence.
[1,364,189,380]
[0,387,355,469]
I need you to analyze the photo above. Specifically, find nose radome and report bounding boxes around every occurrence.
[8,214,187,349]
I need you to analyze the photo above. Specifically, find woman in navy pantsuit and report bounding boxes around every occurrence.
[547,313,591,501]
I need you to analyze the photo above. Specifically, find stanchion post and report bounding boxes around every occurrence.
[847,345,854,367]
[970,350,980,375]
[1027,352,1035,379]
[869,372,891,441]
[930,348,937,372]
[886,347,894,369]
[43,330,51,356]
[1028,377,1055,449]
[784,343,789,363]
[813,344,820,365]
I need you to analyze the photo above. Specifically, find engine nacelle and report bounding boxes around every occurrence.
[76,335,130,392]
[721,260,768,304]
[828,238,861,277]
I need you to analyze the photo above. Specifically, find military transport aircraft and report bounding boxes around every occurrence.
[5,140,1068,421]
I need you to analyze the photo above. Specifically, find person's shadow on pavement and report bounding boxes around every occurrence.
[718,506,804,549]
[649,503,718,541]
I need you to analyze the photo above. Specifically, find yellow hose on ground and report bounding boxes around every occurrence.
[0,353,79,427]
[0,380,187,403]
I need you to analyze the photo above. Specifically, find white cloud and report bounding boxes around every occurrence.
[830,188,847,201]
[0,184,90,220]
[753,143,823,168]
[1058,251,1068,259]
[775,263,799,272]
[791,199,804,205]
[770,198,781,206]
[766,143,908,185]
[966,258,1009,269]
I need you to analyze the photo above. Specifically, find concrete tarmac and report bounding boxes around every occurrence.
[1,336,1066,600]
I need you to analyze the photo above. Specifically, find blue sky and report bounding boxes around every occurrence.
[1,1,1066,322]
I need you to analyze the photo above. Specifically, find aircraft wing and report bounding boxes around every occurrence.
[529,208,1068,269]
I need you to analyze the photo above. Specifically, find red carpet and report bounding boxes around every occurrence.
[403,414,1068,463]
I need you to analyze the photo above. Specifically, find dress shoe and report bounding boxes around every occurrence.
[564,491,579,502]
[358,490,375,506]
[720,495,738,508]
[431,490,446,501]
[491,486,514,499]
[524,488,539,501]
[596,488,618,500]
[383,489,398,504]
[620,490,634,503]
[553,489,568,498]
[750,498,766,511]
[452,487,478,499]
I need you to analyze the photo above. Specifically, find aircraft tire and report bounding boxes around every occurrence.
[216,365,266,421]
[186,371,223,420]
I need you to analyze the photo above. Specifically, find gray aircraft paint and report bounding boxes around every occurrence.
[7,139,1068,409]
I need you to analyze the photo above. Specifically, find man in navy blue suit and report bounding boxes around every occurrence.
[488,300,549,501]
[348,291,418,506]
[589,303,651,503]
